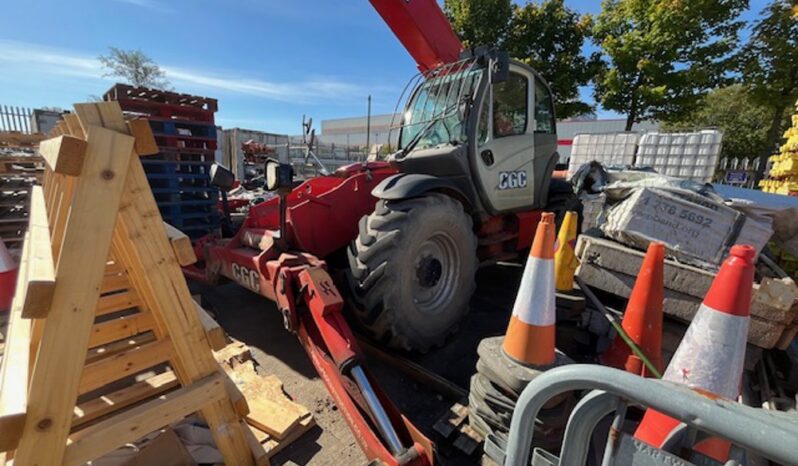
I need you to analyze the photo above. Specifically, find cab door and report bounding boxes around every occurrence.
[472,63,557,213]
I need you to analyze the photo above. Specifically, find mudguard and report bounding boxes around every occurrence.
[372,173,470,204]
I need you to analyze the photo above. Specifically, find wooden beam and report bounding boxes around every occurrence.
[194,300,226,351]
[79,337,174,395]
[13,123,135,465]
[96,289,140,316]
[88,311,156,349]
[37,135,87,176]
[100,272,131,294]
[164,222,197,266]
[85,331,156,365]
[127,118,159,156]
[21,186,56,318]
[0,232,32,452]
[63,113,85,139]
[72,371,180,429]
[64,373,228,466]
[241,421,271,466]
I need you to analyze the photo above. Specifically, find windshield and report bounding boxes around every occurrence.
[399,65,482,151]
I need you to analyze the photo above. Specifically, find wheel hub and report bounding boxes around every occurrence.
[416,256,443,288]
[412,231,461,315]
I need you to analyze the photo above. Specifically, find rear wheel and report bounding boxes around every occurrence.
[347,193,477,351]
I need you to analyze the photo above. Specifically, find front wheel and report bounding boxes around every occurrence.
[346,193,478,352]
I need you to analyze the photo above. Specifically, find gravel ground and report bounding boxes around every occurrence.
[194,263,527,466]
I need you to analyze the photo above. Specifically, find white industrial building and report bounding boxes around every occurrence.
[319,113,659,164]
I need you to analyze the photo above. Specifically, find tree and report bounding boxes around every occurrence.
[593,0,747,131]
[98,47,171,90]
[444,0,597,119]
[443,0,513,48]
[662,85,776,162]
[505,0,599,119]
[739,0,798,161]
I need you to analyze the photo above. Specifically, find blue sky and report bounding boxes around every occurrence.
[0,0,769,134]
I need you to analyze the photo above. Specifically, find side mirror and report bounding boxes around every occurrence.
[265,158,294,193]
[490,51,509,84]
[210,163,236,191]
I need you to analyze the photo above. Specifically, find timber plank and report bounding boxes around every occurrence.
[0,232,32,452]
[14,123,135,465]
[96,289,140,316]
[21,186,56,318]
[79,337,174,394]
[230,361,311,440]
[64,373,227,466]
[127,118,158,156]
[100,272,131,294]
[165,222,197,266]
[194,300,226,351]
[85,331,156,365]
[72,370,180,429]
[88,311,156,349]
[37,135,87,175]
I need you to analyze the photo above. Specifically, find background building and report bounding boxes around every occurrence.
[318,113,659,164]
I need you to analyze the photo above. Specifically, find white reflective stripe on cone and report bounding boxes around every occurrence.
[511,256,556,327]
[662,304,748,399]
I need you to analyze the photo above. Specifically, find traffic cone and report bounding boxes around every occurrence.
[600,242,665,377]
[0,240,17,312]
[554,211,579,292]
[502,212,557,366]
[634,244,755,462]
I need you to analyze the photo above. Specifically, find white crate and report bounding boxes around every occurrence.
[636,130,722,182]
[567,132,640,177]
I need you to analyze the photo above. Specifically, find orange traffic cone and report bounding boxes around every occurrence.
[634,244,755,462]
[502,212,557,366]
[600,242,665,377]
[0,240,17,312]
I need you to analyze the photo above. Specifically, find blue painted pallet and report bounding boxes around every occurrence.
[148,119,217,139]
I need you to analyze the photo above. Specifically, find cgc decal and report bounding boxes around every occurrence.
[498,170,528,190]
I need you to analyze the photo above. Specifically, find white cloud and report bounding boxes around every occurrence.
[0,40,392,105]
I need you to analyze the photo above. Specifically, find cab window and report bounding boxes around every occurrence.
[534,79,555,134]
[492,72,528,138]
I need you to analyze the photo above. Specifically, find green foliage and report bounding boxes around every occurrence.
[99,47,171,90]
[505,0,599,119]
[593,0,747,130]
[444,0,596,119]
[443,0,513,48]
[739,0,798,155]
[662,85,774,161]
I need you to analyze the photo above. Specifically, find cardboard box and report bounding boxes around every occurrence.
[601,188,771,267]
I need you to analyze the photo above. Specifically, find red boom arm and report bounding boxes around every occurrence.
[369,0,463,71]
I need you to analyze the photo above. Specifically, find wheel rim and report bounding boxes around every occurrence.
[412,231,461,315]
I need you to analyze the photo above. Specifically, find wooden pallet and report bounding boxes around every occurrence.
[0,102,262,465]
[433,403,484,456]
[215,341,316,464]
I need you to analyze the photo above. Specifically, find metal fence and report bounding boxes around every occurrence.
[0,105,33,133]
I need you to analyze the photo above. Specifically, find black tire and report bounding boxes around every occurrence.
[347,193,478,351]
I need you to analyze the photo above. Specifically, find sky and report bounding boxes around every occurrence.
[0,0,770,135]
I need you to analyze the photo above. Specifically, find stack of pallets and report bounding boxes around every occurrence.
[0,132,46,252]
[104,84,221,239]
